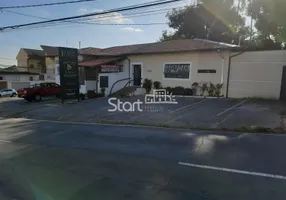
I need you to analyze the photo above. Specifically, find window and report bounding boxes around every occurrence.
[29,64,34,68]
[164,63,190,79]
[100,76,108,88]
[29,77,34,81]
[39,75,45,80]
[29,84,40,88]
[0,76,3,80]
[50,83,60,88]
[198,69,216,73]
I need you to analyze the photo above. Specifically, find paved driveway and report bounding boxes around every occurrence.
[2,95,285,131]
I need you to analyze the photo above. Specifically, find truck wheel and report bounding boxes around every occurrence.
[25,97,33,102]
[34,94,42,101]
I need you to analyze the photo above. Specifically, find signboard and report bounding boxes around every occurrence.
[164,63,190,79]
[58,47,79,103]
[101,65,120,73]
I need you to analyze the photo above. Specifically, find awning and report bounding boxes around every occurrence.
[79,57,124,67]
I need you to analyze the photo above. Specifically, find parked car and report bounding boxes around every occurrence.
[0,89,17,97]
[17,82,61,102]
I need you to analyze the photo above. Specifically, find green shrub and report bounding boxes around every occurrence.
[100,88,106,96]
[192,82,199,95]
[143,78,153,94]
[184,88,193,96]
[153,81,162,89]
[207,82,215,96]
[80,93,86,100]
[199,82,208,96]
[214,83,223,97]
[87,90,104,99]
[165,87,172,94]
[173,86,185,95]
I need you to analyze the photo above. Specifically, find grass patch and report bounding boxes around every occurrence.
[245,97,278,101]
[95,120,285,134]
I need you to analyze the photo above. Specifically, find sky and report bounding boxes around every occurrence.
[0,0,191,66]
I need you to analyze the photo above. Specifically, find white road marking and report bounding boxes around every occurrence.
[216,100,247,117]
[164,99,208,124]
[178,162,286,180]
[170,99,208,114]
[0,140,12,143]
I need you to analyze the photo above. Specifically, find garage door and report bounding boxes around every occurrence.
[0,81,7,89]
[228,51,285,99]
[10,82,30,90]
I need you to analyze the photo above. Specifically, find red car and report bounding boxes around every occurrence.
[17,82,61,102]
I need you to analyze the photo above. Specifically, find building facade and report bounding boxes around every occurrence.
[78,39,286,99]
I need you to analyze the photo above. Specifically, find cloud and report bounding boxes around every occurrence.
[121,27,144,32]
[77,8,132,24]
[78,8,88,14]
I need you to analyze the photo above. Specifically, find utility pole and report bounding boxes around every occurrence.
[78,41,81,49]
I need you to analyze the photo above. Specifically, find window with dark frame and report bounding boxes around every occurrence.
[100,76,109,88]
[164,63,190,79]
[198,69,216,73]
[30,64,34,68]
[0,77,3,80]
[29,77,33,81]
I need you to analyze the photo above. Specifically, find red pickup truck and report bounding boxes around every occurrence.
[17,82,61,102]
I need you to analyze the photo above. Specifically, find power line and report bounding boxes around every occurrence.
[0,0,98,9]
[4,10,167,26]
[4,6,179,23]
[0,0,182,31]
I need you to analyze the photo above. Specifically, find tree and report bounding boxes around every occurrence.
[248,0,286,49]
[0,65,18,72]
[160,0,248,44]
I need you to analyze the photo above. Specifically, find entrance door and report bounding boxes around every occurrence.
[280,66,286,101]
[133,65,142,86]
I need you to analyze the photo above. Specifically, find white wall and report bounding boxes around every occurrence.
[98,72,129,96]
[7,80,46,90]
[128,52,229,96]
[229,50,286,99]
[1,75,39,82]
[8,82,30,90]
[97,59,130,96]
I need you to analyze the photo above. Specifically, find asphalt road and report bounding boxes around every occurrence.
[1,118,286,200]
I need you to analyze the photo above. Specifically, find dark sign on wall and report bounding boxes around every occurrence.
[100,76,109,88]
[58,47,79,103]
[198,69,216,73]
[164,63,190,79]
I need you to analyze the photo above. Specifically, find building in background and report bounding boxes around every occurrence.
[14,39,286,99]
[0,71,40,90]
[16,48,45,74]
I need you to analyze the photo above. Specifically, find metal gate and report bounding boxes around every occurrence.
[280,66,286,101]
